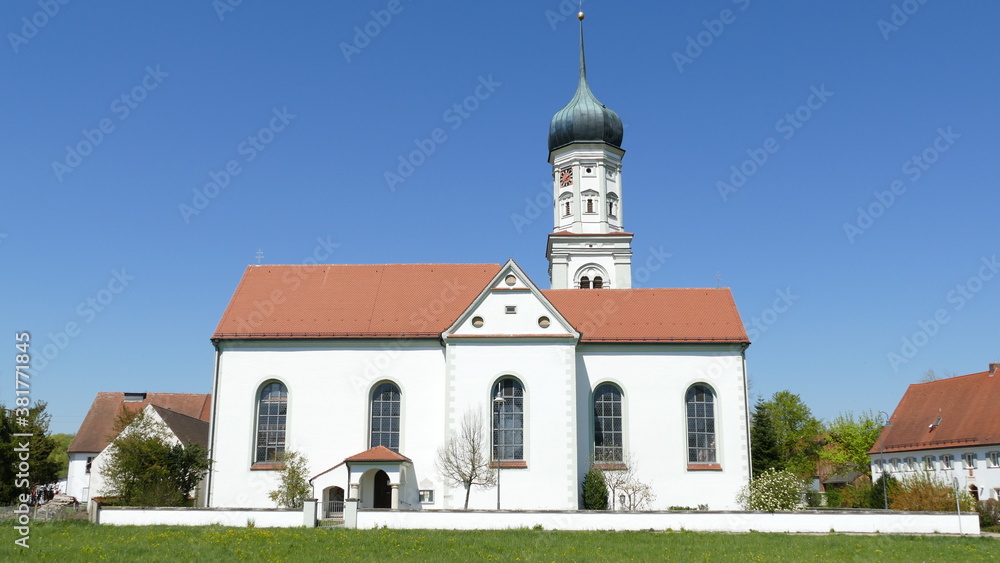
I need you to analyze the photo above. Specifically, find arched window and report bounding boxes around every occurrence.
[580,276,590,289]
[593,276,603,289]
[256,381,287,463]
[594,384,623,463]
[586,198,595,213]
[564,201,571,216]
[686,385,716,464]
[370,382,401,451]
[492,378,524,462]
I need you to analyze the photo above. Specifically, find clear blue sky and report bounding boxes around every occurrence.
[2,1,998,434]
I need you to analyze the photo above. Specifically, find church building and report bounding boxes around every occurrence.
[206,14,752,513]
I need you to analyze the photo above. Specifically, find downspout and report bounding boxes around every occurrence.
[741,343,752,481]
[205,339,223,507]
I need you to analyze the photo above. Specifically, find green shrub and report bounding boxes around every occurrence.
[736,468,804,511]
[890,472,974,512]
[870,474,900,509]
[582,466,609,510]
[825,488,842,508]
[978,498,999,529]
[804,490,823,508]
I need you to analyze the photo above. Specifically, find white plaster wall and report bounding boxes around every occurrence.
[208,338,748,513]
[576,344,750,510]
[99,507,303,527]
[444,340,578,511]
[66,453,96,502]
[357,509,979,535]
[872,446,1000,501]
[208,340,447,509]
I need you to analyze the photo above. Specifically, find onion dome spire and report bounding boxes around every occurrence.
[547,11,624,153]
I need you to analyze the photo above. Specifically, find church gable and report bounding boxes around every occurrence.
[445,260,576,339]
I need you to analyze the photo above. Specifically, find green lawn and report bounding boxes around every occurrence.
[2,520,997,561]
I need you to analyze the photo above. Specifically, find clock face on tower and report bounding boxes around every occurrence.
[559,168,573,187]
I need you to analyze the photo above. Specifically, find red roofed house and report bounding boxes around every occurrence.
[206,18,752,515]
[66,392,211,504]
[870,364,1000,502]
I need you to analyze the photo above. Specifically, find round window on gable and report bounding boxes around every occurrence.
[585,167,592,174]
[538,316,551,328]
[472,316,484,328]
[504,274,516,286]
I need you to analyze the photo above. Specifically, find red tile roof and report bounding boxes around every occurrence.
[213,264,501,339]
[542,288,749,343]
[213,264,748,344]
[871,367,1000,454]
[344,445,412,463]
[68,392,211,453]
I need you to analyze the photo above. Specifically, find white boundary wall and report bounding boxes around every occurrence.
[356,509,980,535]
[98,507,304,528]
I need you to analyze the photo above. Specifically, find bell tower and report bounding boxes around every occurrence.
[546,11,633,290]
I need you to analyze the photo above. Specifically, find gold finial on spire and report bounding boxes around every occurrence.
[578,11,585,20]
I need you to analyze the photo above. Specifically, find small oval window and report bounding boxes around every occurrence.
[538,316,551,328]
[504,274,516,286]
[472,316,484,328]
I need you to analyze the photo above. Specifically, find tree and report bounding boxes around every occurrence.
[599,453,656,511]
[819,410,882,478]
[761,391,823,478]
[436,407,496,509]
[582,466,608,510]
[0,402,62,504]
[268,450,311,509]
[48,433,75,479]
[750,399,781,476]
[736,468,804,511]
[919,368,940,383]
[101,408,210,506]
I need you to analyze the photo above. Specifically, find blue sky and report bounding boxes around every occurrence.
[2,1,998,435]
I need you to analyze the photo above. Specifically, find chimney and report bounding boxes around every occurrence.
[990,363,1000,377]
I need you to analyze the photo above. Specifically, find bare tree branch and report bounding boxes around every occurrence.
[436,407,496,509]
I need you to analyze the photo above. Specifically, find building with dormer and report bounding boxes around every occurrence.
[205,14,752,514]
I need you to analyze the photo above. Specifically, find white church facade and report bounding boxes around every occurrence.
[206,14,752,513]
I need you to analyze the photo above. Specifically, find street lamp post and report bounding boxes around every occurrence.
[494,389,504,510]
[878,411,892,510]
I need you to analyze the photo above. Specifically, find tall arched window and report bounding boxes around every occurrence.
[686,385,716,464]
[255,381,287,463]
[580,276,591,289]
[370,382,401,451]
[593,383,623,463]
[492,378,524,462]
[592,276,603,289]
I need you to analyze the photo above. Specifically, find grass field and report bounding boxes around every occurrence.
[3,520,997,561]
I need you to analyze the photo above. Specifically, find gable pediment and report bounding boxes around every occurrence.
[444,260,577,340]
